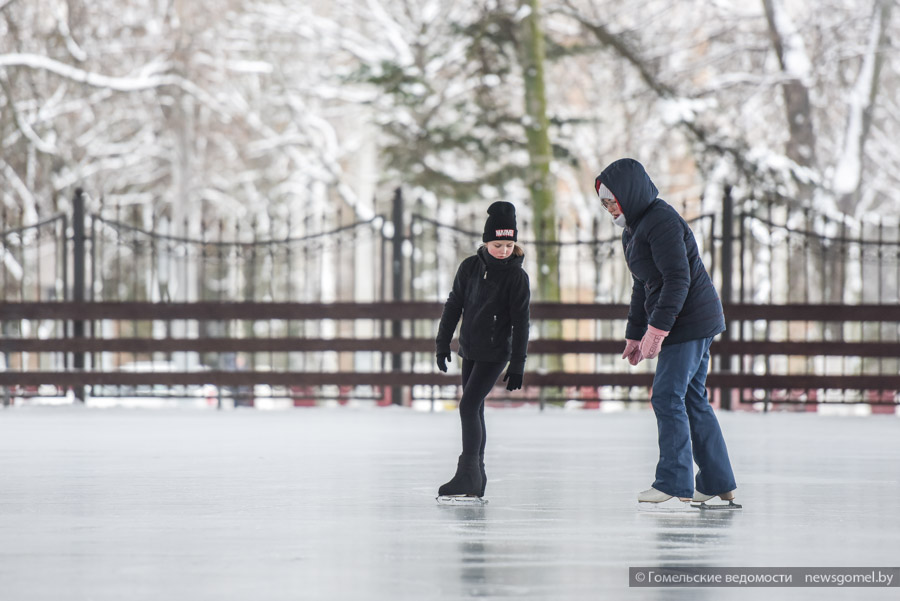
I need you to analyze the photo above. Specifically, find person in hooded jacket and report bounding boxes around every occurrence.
[435,201,531,499]
[594,158,739,507]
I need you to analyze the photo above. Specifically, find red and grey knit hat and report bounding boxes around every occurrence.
[594,176,616,201]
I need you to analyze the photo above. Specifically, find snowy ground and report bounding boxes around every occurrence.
[0,406,898,601]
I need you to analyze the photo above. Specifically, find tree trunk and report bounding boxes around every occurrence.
[762,0,819,309]
[518,0,559,305]
[518,0,560,399]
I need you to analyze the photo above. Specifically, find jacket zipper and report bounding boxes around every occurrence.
[491,315,497,344]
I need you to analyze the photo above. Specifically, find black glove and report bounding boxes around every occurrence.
[436,353,451,373]
[503,370,523,391]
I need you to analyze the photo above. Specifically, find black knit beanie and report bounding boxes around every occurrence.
[482,201,518,242]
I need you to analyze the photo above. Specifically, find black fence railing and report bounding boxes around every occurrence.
[2,188,899,410]
[3,188,899,306]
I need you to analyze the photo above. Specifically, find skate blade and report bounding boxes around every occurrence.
[436,495,488,506]
[693,500,742,510]
[637,498,696,513]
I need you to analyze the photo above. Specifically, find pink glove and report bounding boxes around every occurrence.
[639,325,669,360]
[621,339,643,366]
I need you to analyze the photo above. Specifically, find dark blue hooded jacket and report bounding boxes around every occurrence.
[597,158,725,345]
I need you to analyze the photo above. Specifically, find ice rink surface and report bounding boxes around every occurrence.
[1,405,898,600]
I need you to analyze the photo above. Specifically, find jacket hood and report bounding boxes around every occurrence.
[477,245,524,270]
[597,158,659,224]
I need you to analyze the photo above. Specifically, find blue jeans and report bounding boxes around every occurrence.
[650,336,736,498]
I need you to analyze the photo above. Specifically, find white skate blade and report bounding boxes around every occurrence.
[436,495,488,506]
[693,499,742,510]
[637,497,696,513]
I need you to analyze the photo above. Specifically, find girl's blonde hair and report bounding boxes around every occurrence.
[481,243,525,257]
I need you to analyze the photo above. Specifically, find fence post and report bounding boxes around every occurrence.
[391,188,404,406]
[72,188,86,402]
[719,185,734,410]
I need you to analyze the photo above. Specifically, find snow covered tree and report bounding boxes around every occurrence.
[0,0,369,231]
[2,0,897,308]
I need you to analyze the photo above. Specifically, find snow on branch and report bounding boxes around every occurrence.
[0,53,230,119]
[764,0,813,81]
[364,0,414,66]
[0,158,39,223]
[833,2,888,196]
[0,75,57,154]
[53,1,87,62]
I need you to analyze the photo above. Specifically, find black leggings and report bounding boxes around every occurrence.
[458,358,506,456]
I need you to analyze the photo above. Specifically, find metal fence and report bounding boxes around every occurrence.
[5,188,897,306]
[2,186,899,409]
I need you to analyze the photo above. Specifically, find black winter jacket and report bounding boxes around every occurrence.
[435,246,531,373]
[598,158,725,345]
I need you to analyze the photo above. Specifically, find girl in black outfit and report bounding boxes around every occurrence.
[435,201,531,498]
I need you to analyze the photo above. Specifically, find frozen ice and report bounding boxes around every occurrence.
[0,406,898,600]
